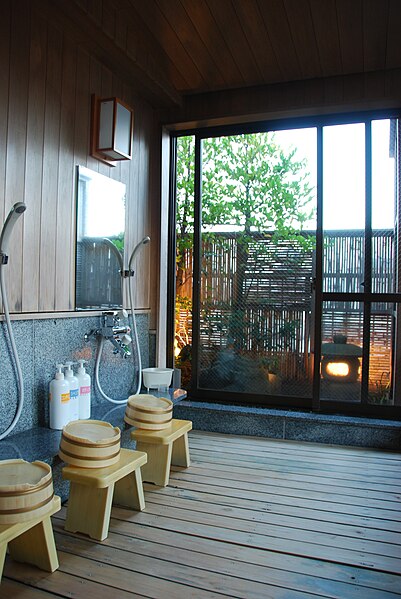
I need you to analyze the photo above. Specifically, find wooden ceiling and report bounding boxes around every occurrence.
[128,0,401,95]
[51,0,401,110]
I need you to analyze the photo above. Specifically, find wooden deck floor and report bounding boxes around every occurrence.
[3,430,401,598]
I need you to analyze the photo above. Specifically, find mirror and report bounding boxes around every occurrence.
[75,166,126,310]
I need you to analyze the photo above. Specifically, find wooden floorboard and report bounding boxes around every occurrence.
[3,430,401,598]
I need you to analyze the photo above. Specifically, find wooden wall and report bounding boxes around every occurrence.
[163,68,401,130]
[0,0,159,320]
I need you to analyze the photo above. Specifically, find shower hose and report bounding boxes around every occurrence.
[0,264,24,439]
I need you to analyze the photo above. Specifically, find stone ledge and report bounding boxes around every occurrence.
[173,400,401,451]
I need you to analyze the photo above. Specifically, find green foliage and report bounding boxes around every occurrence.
[201,133,315,235]
[176,132,315,241]
[111,233,124,253]
[369,372,392,404]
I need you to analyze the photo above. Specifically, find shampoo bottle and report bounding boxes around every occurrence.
[64,362,79,421]
[77,359,91,419]
[49,364,70,429]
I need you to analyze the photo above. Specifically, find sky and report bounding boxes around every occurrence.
[78,166,126,238]
[274,119,395,231]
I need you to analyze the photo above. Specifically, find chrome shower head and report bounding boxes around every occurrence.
[128,236,151,270]
[0,202,27,257]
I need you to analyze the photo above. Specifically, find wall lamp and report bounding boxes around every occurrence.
[90,94,134,166]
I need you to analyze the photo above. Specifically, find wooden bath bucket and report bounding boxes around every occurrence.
[0,459,54,524]
[124,394,173,430]
[59,420,121,468]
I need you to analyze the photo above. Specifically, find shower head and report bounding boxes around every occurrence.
[128,236,151,270]
[0,202,27,257]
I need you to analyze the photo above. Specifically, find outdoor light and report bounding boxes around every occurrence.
[321,334,362,383]
[90,95,133,165]
[325,361,350,378]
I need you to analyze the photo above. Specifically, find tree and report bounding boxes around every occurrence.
[202,133,314,235]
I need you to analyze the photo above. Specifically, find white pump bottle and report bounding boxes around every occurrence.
[77,359,91,419]
[49,364,70,429]
[64,362,79,420]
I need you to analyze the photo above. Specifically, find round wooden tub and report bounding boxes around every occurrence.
[59,420,121,468]
[124,394,173,430]
[0,459,54,524]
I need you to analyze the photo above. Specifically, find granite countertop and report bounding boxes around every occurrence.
[0,387,186,463]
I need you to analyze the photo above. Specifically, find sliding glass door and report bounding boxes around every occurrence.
[319,119,398,408]
[172,115,401,414]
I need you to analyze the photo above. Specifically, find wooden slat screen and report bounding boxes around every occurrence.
[177,230,395,386]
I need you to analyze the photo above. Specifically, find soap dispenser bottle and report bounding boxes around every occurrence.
[77,359,91,419]
[64,362,79,421]
[49,364,70,429]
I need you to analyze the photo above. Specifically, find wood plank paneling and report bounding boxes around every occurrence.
[0,1,11,231]
[73,48,90,168]
[56,38,77,311]
[284,0,322,80]
[5,0,30,312]
[63,0,401,101]
[0,1,155,315]
[386,0,401,70]
[38,24,62,312]
[309,0,342,78]
[205,0,261,86]
[23,7,47,312]
[336,0,364,75]
[363,0,389,72]
[5,430,401,598]
[183,0,244,87]
[129,0,205,91]
[257,0,301,82]
[232,0,282,85]
[156,0,226,91]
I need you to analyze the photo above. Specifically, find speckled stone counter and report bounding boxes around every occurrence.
[173,400,401,450]
[0,313,151,435]
[0,388,186,502]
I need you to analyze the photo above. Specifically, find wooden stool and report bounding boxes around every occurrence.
[0,495,61,582]
[62,448,147,541]
[131,419,192,486]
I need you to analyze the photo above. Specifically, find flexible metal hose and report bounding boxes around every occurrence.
[0,265,24,439]
[94,280,142,404]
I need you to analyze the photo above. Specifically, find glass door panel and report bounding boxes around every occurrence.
[174,135,195,390]
[320,300,363,403]
[196,128,317,400]
[322,124,365,294]
[372,119,396,294]
[368,302,394,405]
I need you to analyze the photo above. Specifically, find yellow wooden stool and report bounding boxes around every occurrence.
[0,495,61,582]
[62,448,147,541]
[131,419,192,486]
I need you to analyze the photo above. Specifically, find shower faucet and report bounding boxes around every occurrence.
[85,310,132,358]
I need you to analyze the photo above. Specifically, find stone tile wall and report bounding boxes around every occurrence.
[0,313,151,435]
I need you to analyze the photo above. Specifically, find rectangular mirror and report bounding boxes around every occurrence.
[75,165,126,310]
